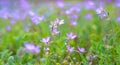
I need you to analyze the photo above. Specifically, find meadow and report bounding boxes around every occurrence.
[0,0,120,65]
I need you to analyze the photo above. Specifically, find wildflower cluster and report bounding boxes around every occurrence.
[50,18,64,35]
[66,32,85,53]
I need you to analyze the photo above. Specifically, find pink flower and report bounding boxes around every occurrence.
[67,32,77,40]
[41,37,51,45]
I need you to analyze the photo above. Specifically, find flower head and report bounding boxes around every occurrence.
[6,26,11,31]
[96,7,104,14]
[29,11,44,25]
[66,45,74,52]
[10,20,16,25]
[78,47,85,53]
[55,18,64,26]
[51,28,60,35]
[41,37,51,45]
[67,32,77,40]
[96,7,109,19]
[56,1,64,8]
[116,17,120,22]
[50,18,64,28]
[70,21,77,26]
[85,14,92,20]
[24,42,40,53]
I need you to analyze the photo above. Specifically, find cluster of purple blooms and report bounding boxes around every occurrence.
[24,18,85,54]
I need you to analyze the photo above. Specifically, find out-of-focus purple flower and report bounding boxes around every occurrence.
[70,21,77,26]
[84,1,95,10]
[65,10,72,15]
[84,14,92,20]
[115,1,120,7]
[51,28,60,35]
[66,45,74,52]
[0,8,9,19]
[65,6,80,15]
[96,7,109,19]
[29,11,44,25]
[19,0,30,10]
[24,26,29,31]
[70,14,78,19]
[116,17,120,22]
[67,32,77,40]
[56,1,64,8]
[96,7,104,14]
[78,47,85,53]
[70,6,81,12]
[10,20,16,25]
[29,11,35,16]
[38,16,44,21]
[30,16,40,24]
[41,37,51,45]
[6,26,11,31]
[24,42,40,53]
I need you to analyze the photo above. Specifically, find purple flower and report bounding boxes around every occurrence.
[84,1,95,10]
[51,28,60,35]
[84,14,92,20]
[0,8,9,19]
[67,32,77,40]
[65,10,72,15]
[116,17,120,22]
[65,6,80,15]
[41,37,51,45]
[70,21,77,26]
[24,26,29,31]
[66,45,74,52]
[70,6,81,12]
[70,14,78,19]
[24,42,40,53]
[78,47,85,53]
[10,20,16,25]
[29,11,44,25]
[115,1,120,7]
[50,21,57,28]
[55,18,64,26]
[6,26,11,31]
[50,18,64,28]
[96,7,104,14]
[96,7,109,19]
[56,1,64,8]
